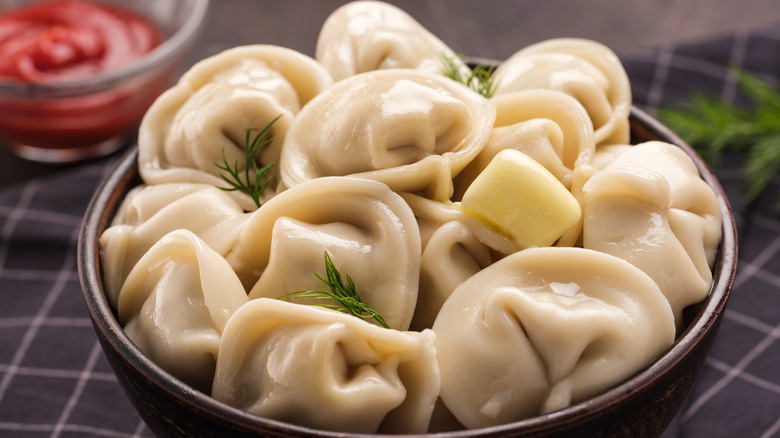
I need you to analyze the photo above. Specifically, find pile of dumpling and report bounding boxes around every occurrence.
[99,0,723,434]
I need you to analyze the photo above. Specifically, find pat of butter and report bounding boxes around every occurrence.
[460,149,581,249]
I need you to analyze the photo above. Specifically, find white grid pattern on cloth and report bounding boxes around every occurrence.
[0,181,59,406]
[0,163,152,438]
[0,24,777,438]
[0,182,40,278]
[51,341,101,437]
[722,29,750,103]
[645,42,676,110]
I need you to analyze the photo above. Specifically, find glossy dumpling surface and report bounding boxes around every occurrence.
[138,45,333,210]
[117,230,249,393]
[280,69,495,201]
[212,298,440,434]
[433,247,675,428]
[100,183,248,306]
[226,176,421,331]
[493,38,631,145]
[315,0,467,81]
[400,192,516,330]
[582,141,722,329]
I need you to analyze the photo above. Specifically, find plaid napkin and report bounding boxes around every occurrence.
[0,25,778,438]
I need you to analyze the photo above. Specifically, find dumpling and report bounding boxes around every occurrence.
[493,38,631,145]
[315,0,468,82]
[117,230,249,393]
[280,69,495,201]
[582,141,722,329]
[592,142,633,170]
[137,45,333,209]
[599,141,722,267]
[433,247,675,428]
[212,298,440,434]
[452,89,596,246]
[455,89,595,194]
[225,176,421,331]
[400,192,516,331]
[99,183,248,307]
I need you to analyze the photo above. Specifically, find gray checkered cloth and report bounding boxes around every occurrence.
[1,25,779,438]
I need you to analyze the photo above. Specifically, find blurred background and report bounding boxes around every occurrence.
[3,0,780,186]
[196,0,780,62]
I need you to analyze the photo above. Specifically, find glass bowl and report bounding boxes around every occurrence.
[0,0,209,163]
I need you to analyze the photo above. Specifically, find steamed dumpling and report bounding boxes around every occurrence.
[400,192,516,331]
[225,176,421,331]
[315,0,468,81]
[100,183,248,306]
[212,298,440,434]
[138,45,333,209]
[117,230,249,393]
[433,247,675,428]
[493,38,631,145]
[582,141,722,329]
[280,69,495,201]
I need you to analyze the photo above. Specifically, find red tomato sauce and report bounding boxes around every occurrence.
[0,1,171,152]
[0,0,161,82]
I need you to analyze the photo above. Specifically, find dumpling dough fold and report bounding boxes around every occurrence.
[280,69,495,201]
[315,0,468,81]
[100,183,248,306]
[138,45,333,210]
[493,38,631,145]
[226,176,421,331]
[212,298,440,434]
[456,89,595,195]
[400,193,516,331]
[117,230,249,393]
[582,141,722,329]
[433,246,674,428]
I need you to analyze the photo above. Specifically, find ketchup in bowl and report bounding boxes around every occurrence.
[0,0,160,82]
[0,0,176,162]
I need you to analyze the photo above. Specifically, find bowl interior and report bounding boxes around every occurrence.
[77,106,737,437]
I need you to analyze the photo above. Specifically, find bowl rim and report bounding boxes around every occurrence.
[77,106,738,437]
[0,0,210,98]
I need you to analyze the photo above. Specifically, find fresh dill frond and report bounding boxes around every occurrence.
[440,53,498,98]
[214,114,282,208]
[440,52,465,83]
[281,252,390,329]
[657,69,780,211]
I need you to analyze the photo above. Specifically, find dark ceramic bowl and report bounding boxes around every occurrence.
[77,106,737,438]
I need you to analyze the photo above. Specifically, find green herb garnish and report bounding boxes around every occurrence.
[656,69,780,211]
[214,115,282,208]
[440,53,498,98]
[281,252,389,328]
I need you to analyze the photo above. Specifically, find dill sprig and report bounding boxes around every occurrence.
[281,252,390,329]
[440,53,498,98]
[214,115,282,208]
[656,70,780,211]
